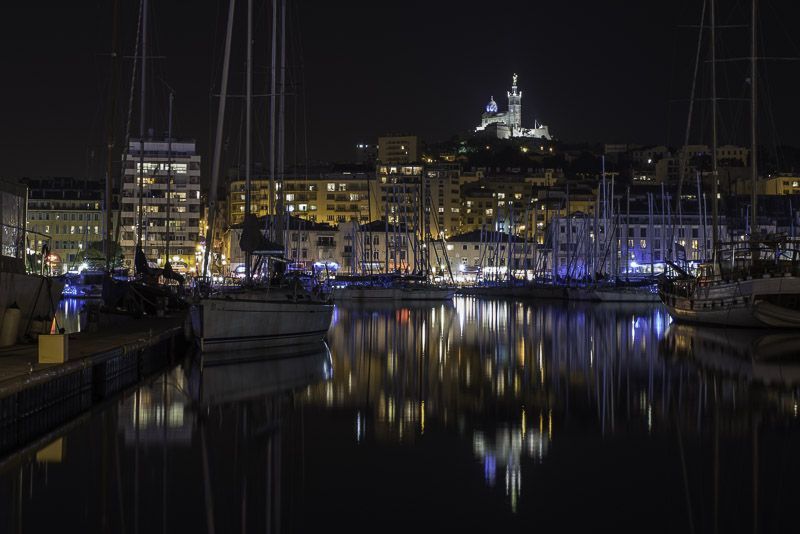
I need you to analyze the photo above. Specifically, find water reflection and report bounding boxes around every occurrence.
[56,298,85,334]
[2,298,800,533]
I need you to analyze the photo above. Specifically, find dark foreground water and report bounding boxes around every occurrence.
[2,297,800,533]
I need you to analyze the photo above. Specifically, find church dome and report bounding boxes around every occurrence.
[485,97,498,113]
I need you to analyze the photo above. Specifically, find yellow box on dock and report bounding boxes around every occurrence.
[38,334,69,363]
[36,438,64,463]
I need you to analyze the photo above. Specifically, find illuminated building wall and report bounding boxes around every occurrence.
[23,177,105,273]
[120,139,201,271]
[227,172,374,227]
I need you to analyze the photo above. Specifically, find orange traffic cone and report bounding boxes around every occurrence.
[50,317,58,335]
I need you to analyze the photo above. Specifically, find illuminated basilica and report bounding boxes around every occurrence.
[475,74,552,140]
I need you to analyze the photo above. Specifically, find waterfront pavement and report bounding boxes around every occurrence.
[0,313,187,392]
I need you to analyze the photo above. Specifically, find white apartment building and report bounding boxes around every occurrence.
[121,139,201,271]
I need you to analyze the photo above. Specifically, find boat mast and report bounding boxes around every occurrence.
[104,0,120,270]
[710,0,719,264]
[624,186,631,280]
[674,0,707,261]
[276,0,287,248]
[566,182,571,284]
[593,158,602,283]
[202,0,236,278]
[165,90,173,264]
[267,0,278,241]
[749,0,758,255]
[136,0,148,256]
[245,0,252,281]
[112,0,144,255]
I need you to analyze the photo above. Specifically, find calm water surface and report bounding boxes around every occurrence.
[2,297,800,533]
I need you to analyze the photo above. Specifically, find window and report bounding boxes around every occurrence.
[327,183,336,192]
[640,239,647,249]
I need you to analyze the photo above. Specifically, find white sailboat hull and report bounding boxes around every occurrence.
[594,287,660,303]
[191,293,333,353]
[332,286,456,302]
[660,274,800,327]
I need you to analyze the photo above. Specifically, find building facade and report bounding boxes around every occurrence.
[23,177,104,273]
[121,139,201,271]
[227,171,374,227]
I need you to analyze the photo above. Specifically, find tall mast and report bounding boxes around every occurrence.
[245,0,252,281]
[566,182,571,283]
[267,0,278,241]
[136,0,148,252]
[674,0,707,260]
[165,91,173,264]
[202,0,236,278]
[104,0,120,270]
[625,186,630,278]
[750,0,758,246]
[710,0,719,260]
[275,0,287,247]
[593,170,600,283]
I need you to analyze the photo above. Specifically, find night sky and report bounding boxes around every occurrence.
[4,0,800,179]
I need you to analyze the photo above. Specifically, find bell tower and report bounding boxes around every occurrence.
[506,73,522,134]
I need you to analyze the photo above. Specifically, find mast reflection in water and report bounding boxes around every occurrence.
[2,297,800,533]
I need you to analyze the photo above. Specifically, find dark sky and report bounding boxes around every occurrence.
[3,0,800,179]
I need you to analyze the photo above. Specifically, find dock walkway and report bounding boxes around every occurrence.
[0,312,190,457]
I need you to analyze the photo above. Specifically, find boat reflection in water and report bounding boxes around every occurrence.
[2,298,800,532]
[663,324,800,386]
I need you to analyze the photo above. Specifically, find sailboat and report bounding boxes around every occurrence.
[191,0,333,353]
[331,186,456,302]
[658,0,800,327]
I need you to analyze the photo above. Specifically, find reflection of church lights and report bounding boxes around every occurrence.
[485,454,497,486]
[420,400,425,434]
[356,411,363,443]
[473,425,548,512]
[538,343,545,385]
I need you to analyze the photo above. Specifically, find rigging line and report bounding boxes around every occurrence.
[755,15,783,172]
[672,0,707,261]
[291,0,311,177]
[113,0,145,251]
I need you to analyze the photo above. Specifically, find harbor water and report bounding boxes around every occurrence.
[2,297,800,532]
